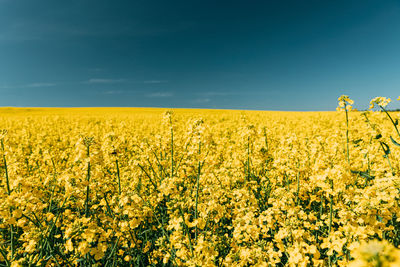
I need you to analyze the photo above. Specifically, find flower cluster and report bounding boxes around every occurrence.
[349,240,400,266]
[369,97,392,109]
[337,95,354,111]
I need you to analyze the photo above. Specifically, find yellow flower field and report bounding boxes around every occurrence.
[0,101,399,266]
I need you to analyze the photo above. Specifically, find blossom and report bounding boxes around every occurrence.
[369,96,391,109]
[337,95,354,111]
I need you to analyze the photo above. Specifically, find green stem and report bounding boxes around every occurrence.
[1,139,13,260]
[263,128,269,152]
[345,105,350,165]
[85,147,91,217]
[247,136,251,179]
[143,199,178,265]
[0,245,10,267]
[48,158,57,213]
[316,194,323,242]
[1,140,10,194]
[115,159,121,195]
[194,141,201,241]
[137,164,157,190]
[171,126,174,178]
[381,106,400,137]
[380,142,394,175]
[296,162,300,205]
[329,195,333,234]
[328,180,333,235]
[328,180,333,267]
[179,207,194,258]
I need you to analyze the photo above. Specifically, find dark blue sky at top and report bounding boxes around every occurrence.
[0,0,399,110]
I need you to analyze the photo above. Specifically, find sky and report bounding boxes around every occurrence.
[0,0,400,111]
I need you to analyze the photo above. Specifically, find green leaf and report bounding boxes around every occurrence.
[390,136,400,147]
[380,142,391,155]
[351,170,375,181]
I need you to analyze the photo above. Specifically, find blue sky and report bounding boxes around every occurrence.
[0,0,399,110]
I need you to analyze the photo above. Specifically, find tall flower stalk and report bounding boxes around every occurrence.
[370,97,400,142]
[83,136,94,217]
[337,95,354,165]
[0,130,13,260]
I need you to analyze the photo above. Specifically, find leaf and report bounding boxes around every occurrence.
[351,170,375,181]
[380,142,391,155]
[390,136,400,147]
[352,139,363,147]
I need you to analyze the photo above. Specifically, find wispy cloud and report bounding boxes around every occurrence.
[193,98,211,103]
[26,83,56,88]
[146,92,173,98]
[0,84,15,89]
[0,82,56,89]
[102,90,124,95]
[199,91,238,97]
[143,80,168,84]
[84,78,126,84]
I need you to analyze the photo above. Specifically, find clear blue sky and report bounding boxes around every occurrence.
[1,0,399,110]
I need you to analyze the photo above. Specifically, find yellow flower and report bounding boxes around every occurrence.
[369,96,391,109]
[13,209,22,219]
[337,95,354,111]
[65,239,74,252]
[349,240,400,266]
[25,239,37,253]
[0,129,7,140]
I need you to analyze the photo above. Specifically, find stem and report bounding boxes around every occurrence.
[381,106,400,137]
[285,173,289,191]
[171,125,174,178]
[247,136,251,179]
[316,194,323,242]
[143,199,178,265]
[137,164,157,189]
[115,159,121,195]
[264,128,269,152]
[329,195,333,234]
[380,142,394,175]
[10,227,14,261]
[0,245,10,267]
[296,162,300,205]
[328,180,333,267]
[194,141,201,241]
[48,158,57,213]
[85,146,91,217]
[1,139,10,194]
[179,207,194,258]
[1,139,13,260]
[345,105,350,165]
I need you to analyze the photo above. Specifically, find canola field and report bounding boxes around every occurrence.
[0,97,400,266]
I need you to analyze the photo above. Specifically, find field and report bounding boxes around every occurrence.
[0,101,399,266]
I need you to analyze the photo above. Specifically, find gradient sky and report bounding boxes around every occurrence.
[1,0,399,110]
